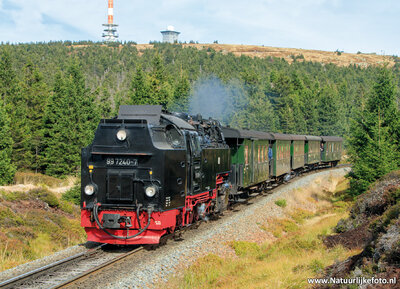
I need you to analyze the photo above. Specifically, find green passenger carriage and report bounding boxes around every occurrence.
[305,135,322,166]
[221,128,273,190]
[321,136,343,165]
[290,135,306,170]
[270,133,292,177]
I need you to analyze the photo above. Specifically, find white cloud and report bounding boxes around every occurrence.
[0,0,398,55]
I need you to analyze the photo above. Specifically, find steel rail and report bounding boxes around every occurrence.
[0,244,106,288]
[0,165,349,289]
[52,246,144,289]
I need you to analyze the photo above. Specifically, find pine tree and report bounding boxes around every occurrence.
[348,68,400,195]
[128,64,151,105]
[170,71,190,112]
[148,54,173,108]
[97,87,112,118]
[245,91,278,132]
[0,50,17,104]
[16,62,49,171]
[43,62,99,177]
[0,98,16,184]
[317,86,342,136]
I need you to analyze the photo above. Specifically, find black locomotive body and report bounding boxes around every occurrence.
[81,105,343,245]
[81,105,231,244]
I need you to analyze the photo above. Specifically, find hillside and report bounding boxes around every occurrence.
[318,171,400,288]
[0,173,83,270]
[135,43,395,67]
[1,41,399,180]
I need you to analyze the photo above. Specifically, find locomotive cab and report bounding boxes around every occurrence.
[81,105,231,245]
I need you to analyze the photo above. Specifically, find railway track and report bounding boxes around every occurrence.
[0,245,143,289]
[1,165,350,289]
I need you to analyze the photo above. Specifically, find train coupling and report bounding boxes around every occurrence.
[101,214,133,229]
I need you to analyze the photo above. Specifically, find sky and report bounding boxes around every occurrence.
[0,0,399,55]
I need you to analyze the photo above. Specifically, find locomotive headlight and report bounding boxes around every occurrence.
[84,184,95,196]
[145,186,157,197]
[116,129,127,141]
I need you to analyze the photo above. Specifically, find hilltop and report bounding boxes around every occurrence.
[135,43,394,67]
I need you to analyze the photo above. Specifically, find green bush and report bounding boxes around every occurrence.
[0,206,25,227]
[29,188,60,208]
[0,191,31,202]
[62,184,80,205]
[371,202,400,235]
[230,241,262,258]
[308,259,324,273]
[275,199,287,208]
[59,201,74,214]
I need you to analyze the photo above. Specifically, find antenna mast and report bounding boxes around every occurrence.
[102,0,119,42]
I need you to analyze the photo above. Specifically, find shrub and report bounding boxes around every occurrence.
[275,199,287,208]
[370,202,400,235]
[308,259,324,273]
[230,241,262,258]
[62,184,80,205]
[290,209,314,224]
[29,188,60,208]
[0,206,25,227]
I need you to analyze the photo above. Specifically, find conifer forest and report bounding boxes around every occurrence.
[0,42,399,195]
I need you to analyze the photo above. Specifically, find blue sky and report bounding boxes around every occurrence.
[0,0,398,55]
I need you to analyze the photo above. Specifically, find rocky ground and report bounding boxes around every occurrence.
[68,167,349,289]
[319,170,400,289]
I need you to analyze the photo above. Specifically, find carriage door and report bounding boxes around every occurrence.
[185,131,202,195]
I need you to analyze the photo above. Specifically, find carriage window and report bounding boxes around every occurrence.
[264,145,267,162]
[245,146,249,165]
[258,146,261,163]
[261,146,266,162]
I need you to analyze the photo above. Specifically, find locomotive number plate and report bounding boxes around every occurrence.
[106,158,138,167]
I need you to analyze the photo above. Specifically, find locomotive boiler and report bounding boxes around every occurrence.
[80,105,232,244]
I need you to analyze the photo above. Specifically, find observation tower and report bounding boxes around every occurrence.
[161,26,180,43]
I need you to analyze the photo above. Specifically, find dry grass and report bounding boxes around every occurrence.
[13,172,76,188]
[170,212,358,289]
[167,173,354,289]
[0,185,84,271]
[135,44,394,67]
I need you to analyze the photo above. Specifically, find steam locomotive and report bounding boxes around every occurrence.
[80,105,342,245]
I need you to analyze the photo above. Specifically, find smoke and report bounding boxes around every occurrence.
[189,76,245,124]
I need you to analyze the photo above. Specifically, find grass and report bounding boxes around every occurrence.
[13,171,74,188]
[268,218,298,238]
[0,185,84,271]
[168,177,354,289]
[171,212,357,289]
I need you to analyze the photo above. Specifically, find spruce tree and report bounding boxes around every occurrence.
[148,54,173,108]
[17,62,49,171]
[97,87,112,119]
[348,68,400,195]
[0,98,16,185]
[0,50,17,104]
[128,64,151,105]
[43,63,99,177]
[170,71,190,112]
[317,86,342,136]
